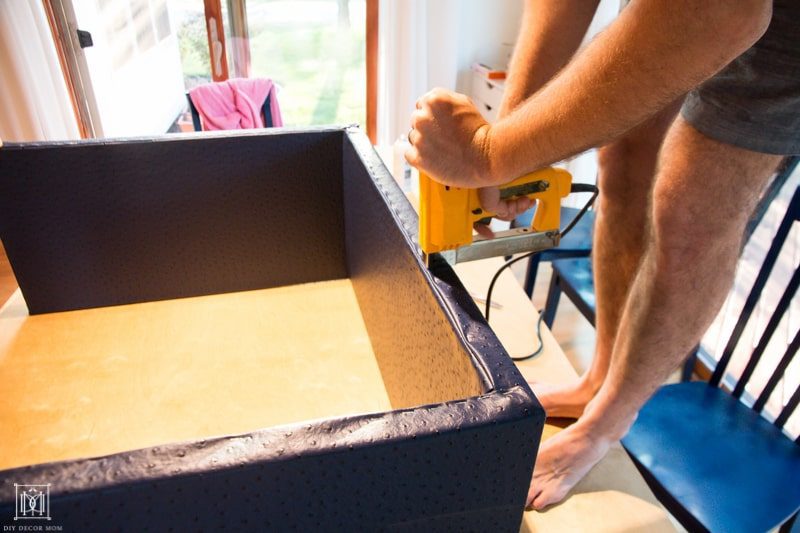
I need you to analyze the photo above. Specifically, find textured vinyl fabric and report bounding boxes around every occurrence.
[0,128,543,531]
[0,130,347,314]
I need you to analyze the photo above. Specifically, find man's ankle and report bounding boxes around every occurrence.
[567,416,620,450]
[579,372,605,396]
[578,398,638,442]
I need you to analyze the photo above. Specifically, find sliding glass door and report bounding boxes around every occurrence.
[70,0,186,136]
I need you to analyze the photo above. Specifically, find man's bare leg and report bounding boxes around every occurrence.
[532,102,681,418]
[527,117,782,509]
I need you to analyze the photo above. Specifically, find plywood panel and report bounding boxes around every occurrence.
[0,279,390,470]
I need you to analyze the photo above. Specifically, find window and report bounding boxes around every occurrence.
[171,0,366,128]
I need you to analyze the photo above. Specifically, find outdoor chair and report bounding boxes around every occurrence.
[186,90,275,131]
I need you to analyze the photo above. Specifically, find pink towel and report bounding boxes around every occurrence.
[189,78,283,131]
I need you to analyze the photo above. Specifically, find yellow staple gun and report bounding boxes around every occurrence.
[419,167,572,266]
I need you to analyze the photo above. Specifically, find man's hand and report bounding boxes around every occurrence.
[405,88,534,232]
[405,88,497,189]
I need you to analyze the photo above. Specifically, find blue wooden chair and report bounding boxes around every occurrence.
[622,185,800,533]
[512,206,595,298]
[542,255,595,328]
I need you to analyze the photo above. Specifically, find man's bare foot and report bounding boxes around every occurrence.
[525,422,611,510]
[529,379,598,419]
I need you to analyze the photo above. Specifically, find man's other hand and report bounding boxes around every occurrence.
[473,187,535,238]
[477,186,534,222]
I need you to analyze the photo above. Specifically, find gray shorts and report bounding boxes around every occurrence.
[681,0,800,155]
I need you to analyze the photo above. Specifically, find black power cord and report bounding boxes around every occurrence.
[484,182,599,361]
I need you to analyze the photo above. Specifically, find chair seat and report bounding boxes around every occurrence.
[514,206,594,256]
[623,382,800,533]
[552,257,596,318]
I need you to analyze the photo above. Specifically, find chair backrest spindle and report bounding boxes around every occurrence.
[732,266,800,399]
[752,327,799,416]
[709,188,800,388]
[772,378,800,439]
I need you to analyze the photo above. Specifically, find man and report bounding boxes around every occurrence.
[406,0,799,510]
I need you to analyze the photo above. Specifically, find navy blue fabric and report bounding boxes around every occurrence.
[623,382,800,533]
[0,130,347,314]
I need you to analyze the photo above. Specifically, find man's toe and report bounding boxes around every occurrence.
[532,488,554,511]
[525,484,540,510]
[531,483,570,510]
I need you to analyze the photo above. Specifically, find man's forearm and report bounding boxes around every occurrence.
[499,0,600,118]
[488,0,772,183]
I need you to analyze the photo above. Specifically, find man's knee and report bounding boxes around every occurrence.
[650,176,740,266]
[650,124,779,268]
[596,140,654,210]
[596,107,679,208]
